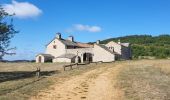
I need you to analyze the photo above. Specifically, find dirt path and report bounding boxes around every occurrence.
[30,64,123,100]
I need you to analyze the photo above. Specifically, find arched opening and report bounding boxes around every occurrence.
[83,53,93,63]
[38,56,42,63]
[78,56,81,63]
[74,56,81,63]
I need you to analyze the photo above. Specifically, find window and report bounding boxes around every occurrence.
[53,45,57,49]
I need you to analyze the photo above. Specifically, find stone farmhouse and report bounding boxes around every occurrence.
[36,33,132,63]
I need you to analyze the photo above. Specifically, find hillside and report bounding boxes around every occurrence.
[101,34,170,59]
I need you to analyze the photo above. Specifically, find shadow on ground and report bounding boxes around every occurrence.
[0,70,60,83]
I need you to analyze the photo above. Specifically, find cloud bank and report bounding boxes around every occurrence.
[67,24,102,33]
[2,0,42,18]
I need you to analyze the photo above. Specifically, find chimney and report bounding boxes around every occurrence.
[68,36,74,42]
[96,40,100,44]
[56,33,61,39]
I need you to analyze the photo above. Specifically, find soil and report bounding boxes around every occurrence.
[30,64,123,100]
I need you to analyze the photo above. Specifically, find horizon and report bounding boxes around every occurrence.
[1,0,170,60]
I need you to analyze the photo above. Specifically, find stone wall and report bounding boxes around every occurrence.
[53,58,72,63]
[121,46,132,59]
[93,44,115,62]
[46,39,66,57]
[105,42,121,54]
[66,48,93,63]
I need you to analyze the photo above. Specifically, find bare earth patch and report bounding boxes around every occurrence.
[30,63,123,100]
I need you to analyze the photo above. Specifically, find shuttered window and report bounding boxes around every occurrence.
[53,45,57,49]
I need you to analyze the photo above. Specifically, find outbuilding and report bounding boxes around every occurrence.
[36,54,54,63]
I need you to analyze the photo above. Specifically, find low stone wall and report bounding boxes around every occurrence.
[53,58,72,63]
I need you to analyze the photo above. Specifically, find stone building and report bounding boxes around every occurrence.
[36,33,132,63]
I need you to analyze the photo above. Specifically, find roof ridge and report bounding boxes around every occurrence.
[108,41,130,47]
[96,44,114,55]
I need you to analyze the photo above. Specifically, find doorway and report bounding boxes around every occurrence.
[38,56,42,63]
[83,53,93,63]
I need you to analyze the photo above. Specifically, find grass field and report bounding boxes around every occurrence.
[115,60,170,100]
[0,60,170,100]
[0,62,101,100]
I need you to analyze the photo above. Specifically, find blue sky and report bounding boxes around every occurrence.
[1,0,170,60]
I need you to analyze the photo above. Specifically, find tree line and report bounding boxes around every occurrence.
[101,35,170,59]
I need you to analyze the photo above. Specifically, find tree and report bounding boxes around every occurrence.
[0,7,18,61]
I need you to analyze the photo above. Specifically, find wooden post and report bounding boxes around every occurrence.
[77,63,79,69]
[70,65,73,70]
[36,66,41,78]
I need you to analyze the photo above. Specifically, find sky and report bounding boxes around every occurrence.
[0,0,170,60]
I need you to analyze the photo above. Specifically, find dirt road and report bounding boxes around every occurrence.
[30,64,123,100]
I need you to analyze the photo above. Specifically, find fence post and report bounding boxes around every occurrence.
[70,65,73,70]
[36,66,41,78]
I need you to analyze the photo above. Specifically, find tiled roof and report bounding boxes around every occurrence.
[76,42,93,48]
[36,54,54,57]
[59,39,78,46]
[47,37,93,48]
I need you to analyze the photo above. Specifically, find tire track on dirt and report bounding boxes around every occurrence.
[86,65,124,100]
[30,64,123,100]
[30,66,106,100]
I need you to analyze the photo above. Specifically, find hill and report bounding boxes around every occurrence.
[101,34,170,59]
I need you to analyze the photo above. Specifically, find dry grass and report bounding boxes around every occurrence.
[115,60,170,100]
[1,60,170,100]
[0,62,103,100]
[0,62,66,72]
[0,62,62,100]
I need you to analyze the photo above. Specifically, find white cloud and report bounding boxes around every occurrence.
[66,24,102,33]
[2,0,42,18]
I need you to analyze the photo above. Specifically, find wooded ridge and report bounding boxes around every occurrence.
[101,34,170,59]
